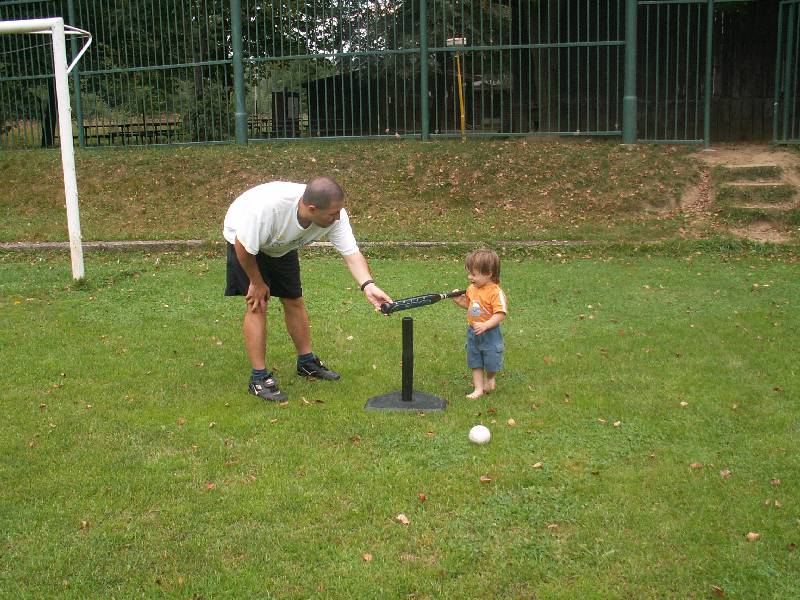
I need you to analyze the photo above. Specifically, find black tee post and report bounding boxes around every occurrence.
[365,316,447,412]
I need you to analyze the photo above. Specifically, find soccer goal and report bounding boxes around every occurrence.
[0,18,91,280]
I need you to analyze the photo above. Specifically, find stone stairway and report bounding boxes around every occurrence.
[692,146,800,242]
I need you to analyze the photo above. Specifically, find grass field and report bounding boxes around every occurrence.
[1,247,798,599]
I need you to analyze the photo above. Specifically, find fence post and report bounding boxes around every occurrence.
[782,3,797,142]
[622,0,637,143]
[67,0,84,148]
[420,0,429,141]
[230,0,248,144]
[774,2,785,144]
[703,0,714,148]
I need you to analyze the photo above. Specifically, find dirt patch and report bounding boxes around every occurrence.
[693,144,800,168]
[729,222,793,243]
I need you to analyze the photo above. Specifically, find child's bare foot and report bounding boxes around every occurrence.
[466,389,484,399]
[484,381,496,393]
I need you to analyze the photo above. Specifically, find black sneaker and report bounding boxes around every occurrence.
[248,375,287,402]
[297,356,340,380]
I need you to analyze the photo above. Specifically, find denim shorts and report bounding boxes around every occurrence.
[466,325,504,372]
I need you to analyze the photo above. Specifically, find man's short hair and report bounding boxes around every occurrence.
[302,176,344,210]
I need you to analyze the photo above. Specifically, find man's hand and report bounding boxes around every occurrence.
[246,281,270,313]
[364,283,392,311]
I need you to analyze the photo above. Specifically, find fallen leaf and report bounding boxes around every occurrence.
[208,421,216,428]
[205,482,216,491]
[771,478,781,486]
[362,553,373,562]
[395,513,410,525]
[746,532,761,542]
[177,417,186,426]
[679,401,688,407]
[479,475,492,483]
[613,421,621,428]
[789,543,797,552]
[507,418,516,426]
[711,584,726,597]
[690,462,703,469]
[270,418,278,424]
[547,523,559,531]
[532,462,543,469]
[720,469,732,479]
[79,520,89,530]
[775,500,782,508]
[418,492,427,503]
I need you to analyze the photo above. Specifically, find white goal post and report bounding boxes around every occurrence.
[0,18,92,280]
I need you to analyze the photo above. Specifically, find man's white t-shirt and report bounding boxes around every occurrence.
[222,181,359,258]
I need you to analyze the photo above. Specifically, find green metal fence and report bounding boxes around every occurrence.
[775,0,800,144]
[1,0,720,148]
[637,0,712,145]
[1,0,237,148]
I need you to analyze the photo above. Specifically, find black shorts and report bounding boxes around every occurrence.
[225,243,302,299]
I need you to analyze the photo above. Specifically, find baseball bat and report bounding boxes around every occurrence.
[380,289,466,315]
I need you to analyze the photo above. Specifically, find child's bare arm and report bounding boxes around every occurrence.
[471,312,505,335]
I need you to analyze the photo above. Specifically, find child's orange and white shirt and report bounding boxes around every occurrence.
[465,283,508,326]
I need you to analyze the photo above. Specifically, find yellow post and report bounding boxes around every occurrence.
[455,51,466,142]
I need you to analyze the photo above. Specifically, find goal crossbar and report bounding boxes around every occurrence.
[0,18,93,280]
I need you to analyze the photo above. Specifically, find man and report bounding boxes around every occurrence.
[223,176,392,401]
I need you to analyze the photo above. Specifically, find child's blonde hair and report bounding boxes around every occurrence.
[465,248,501,284]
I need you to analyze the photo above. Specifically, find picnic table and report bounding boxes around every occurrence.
[55,117,182,146]
[83,118,181,145]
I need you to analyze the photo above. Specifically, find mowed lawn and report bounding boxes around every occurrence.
[1,248,798,599]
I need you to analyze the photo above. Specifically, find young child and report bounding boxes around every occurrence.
[452,249,508,399]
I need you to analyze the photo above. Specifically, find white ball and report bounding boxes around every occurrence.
[468,425,491,445]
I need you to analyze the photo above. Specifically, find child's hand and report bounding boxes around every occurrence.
[452,289,467,308]
[472,321,489,335]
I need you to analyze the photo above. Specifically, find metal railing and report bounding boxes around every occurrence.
[1,0,720,148]
[637,0,713,145]
[775,0,800,144]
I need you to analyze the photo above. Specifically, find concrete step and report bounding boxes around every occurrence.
[713,164,783,182]
[716,182,795,205]
[718,205,800,226]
